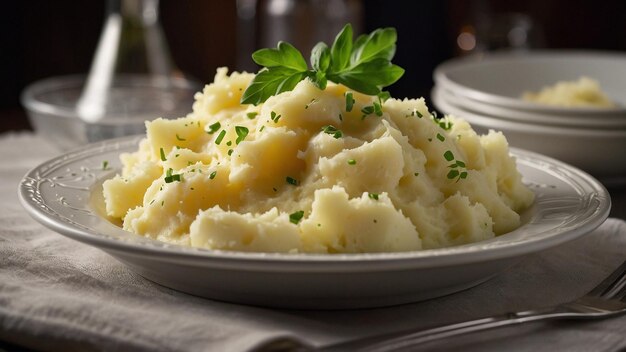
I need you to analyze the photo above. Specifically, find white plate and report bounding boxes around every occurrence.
[432,87,626,184]
[18,136,610,309]
[434,51,626,116]
[434,86,626,129]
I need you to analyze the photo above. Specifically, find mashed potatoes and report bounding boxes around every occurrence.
[102,68,534,253]
[523,76,616,108]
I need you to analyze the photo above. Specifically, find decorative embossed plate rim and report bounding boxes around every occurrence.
[18,135,611,271]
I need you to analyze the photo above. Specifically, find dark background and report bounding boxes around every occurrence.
[2,0,626,133]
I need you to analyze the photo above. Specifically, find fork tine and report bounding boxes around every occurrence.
[587,260,626,298]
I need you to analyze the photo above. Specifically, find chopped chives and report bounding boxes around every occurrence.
[207,122,221,134]
[436,133,445,142]
[159,147,167,161]
[345,92,355,112]
[101,160,109,170]
[444,150,454,162]
[215,130,226,145]
[368,193,379,200]
[321,125,342,139]
[246,112,258,119]
[209,171,217,179]
[347,159,356,165]
[164,168,182,183]
[176,133,186,141]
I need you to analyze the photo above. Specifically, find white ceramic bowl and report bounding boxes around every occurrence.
[21,75,199,151]
[432,87,626,185]
[434,51,626,117]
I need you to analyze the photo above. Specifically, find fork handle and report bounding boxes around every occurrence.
[321,307,570,352]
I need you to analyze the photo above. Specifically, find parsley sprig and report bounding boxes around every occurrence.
[241,24,404,105]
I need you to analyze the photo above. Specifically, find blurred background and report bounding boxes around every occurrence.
[2,0,626,133]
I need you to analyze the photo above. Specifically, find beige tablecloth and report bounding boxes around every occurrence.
[1,133,625,352]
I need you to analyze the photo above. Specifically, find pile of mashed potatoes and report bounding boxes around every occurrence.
[102,68,534,253]
[523,76,616,108]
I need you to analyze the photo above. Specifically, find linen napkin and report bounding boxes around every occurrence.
[1,133,625,352]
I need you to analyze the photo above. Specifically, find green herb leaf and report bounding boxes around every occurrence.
[289,210,305,224]
[368,193,379,200]
[330,24,353,72]
[270,111,282,123]
[311,42,331,73]
[350,27,397,64]
[444,150,454,162]
[207,122,221,134]
[252,41,308,71]
[241,23,404,105]
[321,125,343,138]
[241,67,308,105]
[235,126,249,144]
[102,160,109,170]
[209,171,217,179]
[373,101,383,116]
[436,133,445,142]
[328,58,404,95]
[246,112,258,119]
[361,105,374,115]
[347,159,356,165]
[447,169,459,180]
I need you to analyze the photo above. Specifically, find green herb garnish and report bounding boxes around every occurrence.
[215,130,226,145]
[101,160,109,170]
[286,176,299,186]
[246,112,258,119]
[347,159,356,165]
[160,147,167,161]
[207,122,221,134]
[289,210,305,224]
[270,111,282,123]
[164,168,182,183]
[209,171,217,179]
[436,133,445,142]
[235,126,249,144]
[444,150,468,182]
[361,105,374,116]
[439,119,453,131]
[321,125,343,139]
[368,193,379,200]
[241,24,404,105]
[345,92,355,112]
[176,133,186,141]
[373,101,383,116]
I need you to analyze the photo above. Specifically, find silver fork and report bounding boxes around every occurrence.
[257,260,626,352]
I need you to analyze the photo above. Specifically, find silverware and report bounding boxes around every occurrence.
[256,260,626,352]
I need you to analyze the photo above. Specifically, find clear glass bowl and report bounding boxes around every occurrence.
[21,75,200,151]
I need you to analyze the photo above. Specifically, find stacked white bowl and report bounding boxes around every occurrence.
[432,51,626,186]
